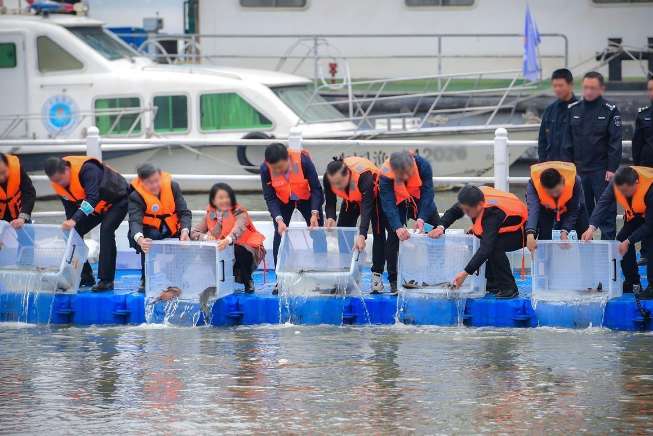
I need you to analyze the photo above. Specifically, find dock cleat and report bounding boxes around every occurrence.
[371,272,384,294]
[495,288,518,299]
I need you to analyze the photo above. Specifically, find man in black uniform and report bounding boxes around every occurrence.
[0,153,35,228]
[538,68,577,162]
[562,71,622,240]
[45,156,129,291]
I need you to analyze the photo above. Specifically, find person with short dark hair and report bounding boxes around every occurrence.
[191,183,265,293]
[562,71,622,241]
[128,163,192,292]
[0,153,35,228]
[433,185,528,299]
[525,161,589,252]
[324,156,391,294]
[45,155,129,291]
[379,150,439,294]
[260,143,324,293]
[581,166,653,298]
[538,68,577,162]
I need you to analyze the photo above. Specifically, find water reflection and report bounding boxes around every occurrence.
[1,325,653,434]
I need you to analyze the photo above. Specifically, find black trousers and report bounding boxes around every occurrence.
[618,216,653,290]
[336,200,390,276]
[75,197,128,282]
[272,199,324,267]
[535,204,590,240]
[484,230,524,292]
[131,226,176,281]
[384,207,439,284]
[581,170,616,240]
[234,244,254,283]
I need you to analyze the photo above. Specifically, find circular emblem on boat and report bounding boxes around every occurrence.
[42,95,79,135]
[152,203,160,213]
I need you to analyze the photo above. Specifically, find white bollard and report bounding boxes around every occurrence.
[493,127,509,191]
[288,126,303,151]
[85,126,102,161]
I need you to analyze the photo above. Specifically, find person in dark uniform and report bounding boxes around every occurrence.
[562,71,623,240]
[324,156,391,294]
[128,163,192,292]
[260,143,324,293]
[525,161,589,252]
[432,185,528,299]
[379,150,439,294]
[581,166,653,298]
[0,153,35,228]
[630,77,653,265]
[45,156,129,291]
[538,68,577,162]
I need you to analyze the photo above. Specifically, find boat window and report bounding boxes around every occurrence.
[36,36,83,73]
[0,43,17,68]
[68,26,139,61]
[272,85,346,123]
[240,0,307,7]
[94,97,142,136]
[200,93,272,131]
[405,0,474,6]
[153,95,189,133]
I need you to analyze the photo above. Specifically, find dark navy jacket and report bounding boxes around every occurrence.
[537,94,577,162]
[260,153,324,220]
[379,154,438,231]
[591,181,653,243]
[561,97,623,174]
[633,104,653,166]
[525,175,584,234]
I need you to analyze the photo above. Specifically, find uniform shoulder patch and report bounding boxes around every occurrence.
[638,106,650,113]
[604,102,616,111]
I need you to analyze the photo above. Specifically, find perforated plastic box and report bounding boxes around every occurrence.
[145,240,235,304]
[0,223,88,293]
[532,240,623,302]
[276,227,361,295]
[398,233,486,298]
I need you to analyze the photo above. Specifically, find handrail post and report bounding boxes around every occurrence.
[288,126,303,151]
[86,126,102,161]
[493,127,508,191]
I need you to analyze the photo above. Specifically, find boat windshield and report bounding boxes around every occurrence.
[67,26,139,61]
[271,84,346,123]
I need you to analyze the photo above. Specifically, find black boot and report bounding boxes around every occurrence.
[244,279,255,294]
[92,281,114,292]
[387,282,398,296]
[495,288,519,299]
[80,275,96,288]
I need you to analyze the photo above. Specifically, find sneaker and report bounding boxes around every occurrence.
[638,257,648,266]
[387,282,398,296]
[637,286,653,300]
[371,272,384,294]
[91,281,114,292]
[80,275,96,288]
[495,288,518,299]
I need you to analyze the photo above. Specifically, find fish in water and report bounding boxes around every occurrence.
[402,280,456,290]
[158,286,182,301]
[199,286,217,319]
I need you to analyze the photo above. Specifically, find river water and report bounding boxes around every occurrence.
[2,323,653,434]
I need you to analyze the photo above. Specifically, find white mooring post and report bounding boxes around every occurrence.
[85,126,102,161]
[493,127,509,191]
[288,126,304,151]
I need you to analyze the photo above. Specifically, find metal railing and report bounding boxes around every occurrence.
[0,126,631,220]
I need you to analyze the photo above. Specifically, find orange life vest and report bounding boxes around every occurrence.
[205,204,265,250]
[614,166,653,222]
[267,149,311,204]
[330,156,380,203]
[530,161,577,221]
[0,154,22,220]
[380,156,422,205]
[131,171,180,233]
[471,186,528,237]
[50,156,108,213]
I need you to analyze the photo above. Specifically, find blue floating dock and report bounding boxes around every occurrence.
[1,268,652,331]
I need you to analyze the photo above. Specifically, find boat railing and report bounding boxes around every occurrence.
[0,126,632,222]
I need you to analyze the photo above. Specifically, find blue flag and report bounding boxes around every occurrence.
[523,5,541,82]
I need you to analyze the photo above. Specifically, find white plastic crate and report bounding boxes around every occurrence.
[276,227,361,295]
[398,232,486,298]
[532,240,623,302]
[145,240,235,303]
[0,222,88,293]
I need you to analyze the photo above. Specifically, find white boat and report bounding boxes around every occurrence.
[0,13,537,192]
